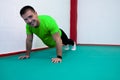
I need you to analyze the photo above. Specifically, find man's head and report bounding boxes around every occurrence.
[20,5,39,27]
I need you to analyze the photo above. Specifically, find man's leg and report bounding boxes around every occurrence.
[60,29,76,50]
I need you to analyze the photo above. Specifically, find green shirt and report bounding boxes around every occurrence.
[26,15,62,47]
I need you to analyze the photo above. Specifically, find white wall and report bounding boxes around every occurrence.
[77,0,120,45]
[0,0,70,54]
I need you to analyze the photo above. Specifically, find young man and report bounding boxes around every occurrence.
[19,5,76,63]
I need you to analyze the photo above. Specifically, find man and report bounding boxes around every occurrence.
[19,5,76,63]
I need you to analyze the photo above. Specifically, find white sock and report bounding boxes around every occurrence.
[71,42,76,51]
[64,44,69,50]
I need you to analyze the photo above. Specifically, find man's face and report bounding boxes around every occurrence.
[22,10,39,27]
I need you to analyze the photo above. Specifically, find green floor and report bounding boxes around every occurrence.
[0,46,120,80]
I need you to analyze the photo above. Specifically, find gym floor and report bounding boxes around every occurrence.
[0,45,120,80]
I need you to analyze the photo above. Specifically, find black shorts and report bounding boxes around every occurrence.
[60,29,74,45]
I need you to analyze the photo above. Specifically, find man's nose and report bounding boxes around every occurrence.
[27,19,32,23]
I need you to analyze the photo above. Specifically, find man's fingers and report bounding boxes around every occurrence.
[19,56,24,59]
[18,56,23,59]
[52,58,62,63]
[18,56,29,60]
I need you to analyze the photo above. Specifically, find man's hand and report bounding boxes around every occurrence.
[18,55,30,60]
[52,57,62,63]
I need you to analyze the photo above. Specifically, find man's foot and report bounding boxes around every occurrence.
[64,44,69,50]
[71,42,76,51]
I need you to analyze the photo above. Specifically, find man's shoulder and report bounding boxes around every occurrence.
[38,15,50,17]
[38,15,53,20]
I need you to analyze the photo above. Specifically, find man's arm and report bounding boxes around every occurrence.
[26,34,33,56]
[52,32,63,63]
[19,34,33,59]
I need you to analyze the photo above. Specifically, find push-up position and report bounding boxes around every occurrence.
[19,5,76,63]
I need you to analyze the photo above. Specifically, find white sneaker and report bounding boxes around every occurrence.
[71,42,76,51]
[64,44,69,50]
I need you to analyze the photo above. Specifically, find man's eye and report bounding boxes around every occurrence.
[24,19,28,21]
[29,15,32,18]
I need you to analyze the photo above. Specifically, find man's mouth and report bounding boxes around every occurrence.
[29,21,35,26]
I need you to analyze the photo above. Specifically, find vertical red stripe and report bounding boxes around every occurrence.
[70,0,77,43]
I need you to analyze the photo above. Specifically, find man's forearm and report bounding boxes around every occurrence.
[56,39,62,57]
[26,39,32,56]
